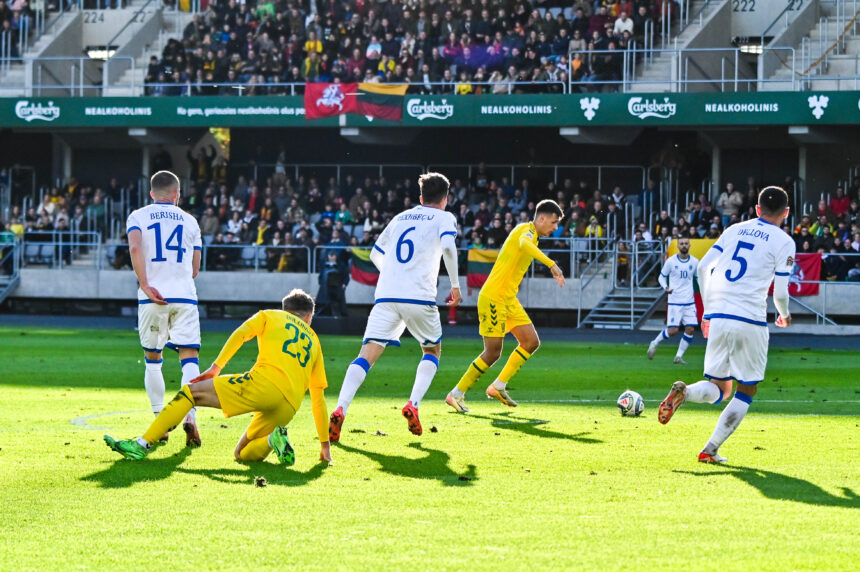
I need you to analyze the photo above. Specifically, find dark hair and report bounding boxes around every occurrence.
[758,186,789,217]
[534,199,563,219]
[282,288,315,316]
[418,172,450,204]
[150,170,180,195]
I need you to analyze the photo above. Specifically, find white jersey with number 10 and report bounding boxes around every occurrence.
[703,218,795,325]
[372,205,458,304]
[126,202,202,303]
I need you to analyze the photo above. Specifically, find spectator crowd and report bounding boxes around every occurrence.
[3,161,860,283]
[145,0,674,95]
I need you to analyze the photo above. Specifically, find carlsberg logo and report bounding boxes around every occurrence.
[627,97,676,119]
[406,98,454,120]
[15,100,61,122]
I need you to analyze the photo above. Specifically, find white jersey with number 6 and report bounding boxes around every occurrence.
[372,205,458,304]
[126,202,202,303]
[703,218,795,326]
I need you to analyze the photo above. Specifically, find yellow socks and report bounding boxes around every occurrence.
[238,436,272,462]
[141,386,195,445]
[455,356,490,394]
[498,346,532,385]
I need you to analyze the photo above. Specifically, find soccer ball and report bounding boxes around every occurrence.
[617,390,644,417]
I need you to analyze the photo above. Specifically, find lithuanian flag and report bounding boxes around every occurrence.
[466,249,499,289]
[667,238,715,323]
[356,83,409,121]
[349,247,379,286]
[305,83,409,121]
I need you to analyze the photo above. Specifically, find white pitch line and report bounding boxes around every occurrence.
[70,410,149,431]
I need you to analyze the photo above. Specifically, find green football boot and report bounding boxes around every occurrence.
[269,426,295,466]
[104,435,149,460]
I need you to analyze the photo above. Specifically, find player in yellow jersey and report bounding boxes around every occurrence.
[104,289,332,464]
[446,200,566,412]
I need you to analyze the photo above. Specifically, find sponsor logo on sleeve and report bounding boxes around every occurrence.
[15,100,60,122]
[627,97,676,119]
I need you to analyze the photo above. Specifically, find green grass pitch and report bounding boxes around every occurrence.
[0,325,857,570]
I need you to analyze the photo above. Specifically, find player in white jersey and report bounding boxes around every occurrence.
[126,170,204,447]
[328,173,461,440]
[657,187,793,464]
[647,237,699,364]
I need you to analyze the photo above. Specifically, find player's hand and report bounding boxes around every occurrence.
[320,441,332,463]
[665,288,673,294]
[775,315,791,328]
[191,364,221,383]
[142,285,167,305]
[701,319,710,339]
[551,264,566,287]
[447,287,462,307]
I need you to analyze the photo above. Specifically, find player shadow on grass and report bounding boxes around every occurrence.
[335,442,478,486]
[675,466,859,509]
[466,411,603,444]
[175,461,329,487]
[81,446,193,489]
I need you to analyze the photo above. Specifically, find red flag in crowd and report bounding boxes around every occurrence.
[769,252,821,297]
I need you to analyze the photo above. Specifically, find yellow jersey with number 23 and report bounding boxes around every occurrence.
[213,309,327,412]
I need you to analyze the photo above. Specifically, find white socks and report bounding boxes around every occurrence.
[180,357,200,423]
[144,358,165,414]
[450,387,465,398]
[409,354,439,408]
[676,333,693,358]
[337,358,370,414]
[492,380,507,390]
[652,329,669,345]
[685,380,722,404]
[702,391,752,455]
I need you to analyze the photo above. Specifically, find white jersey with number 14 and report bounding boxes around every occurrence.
[126,202,202,303]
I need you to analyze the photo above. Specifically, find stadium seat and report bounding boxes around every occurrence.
[105,244,118,266]
[240,246,257,267]
[39,244,56,265]
[23,243,41,264]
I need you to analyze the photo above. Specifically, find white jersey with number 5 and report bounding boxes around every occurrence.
[372,205,458,304]
[703,218,795,326]
[126,202,202,303]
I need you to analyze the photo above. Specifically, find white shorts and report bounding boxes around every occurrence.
[703,318,769,385]
[667,303,698,328]
[362,302,442,348]
[138,302,201,353]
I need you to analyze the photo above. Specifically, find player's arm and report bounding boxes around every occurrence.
[519,233,565,287]
[309,348,331,462]
[192,312,266,381]
[696,246,722,337]
[369,222,394,271]
[441,232,462,306]
[192,223,202,279]
[658,260,670,292]
[772,243,795,328]
[128,227,166,305]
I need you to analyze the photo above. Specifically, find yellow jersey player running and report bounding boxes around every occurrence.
[104,289,332,465]
[446,200,566,412]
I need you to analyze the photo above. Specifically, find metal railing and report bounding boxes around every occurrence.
[576,236,619,324]
[140,79,568,97]
[0,55,136,96]
[570,46,796,92]
[19,230,102,269]
[426,164,647,194]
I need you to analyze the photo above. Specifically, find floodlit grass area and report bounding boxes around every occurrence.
[0,326,857,570]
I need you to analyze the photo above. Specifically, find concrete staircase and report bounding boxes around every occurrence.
[579,287,664,329]
[631,0,727,92]
[107,9,193,96]
[0,11,80,97]
[764,4,860,91]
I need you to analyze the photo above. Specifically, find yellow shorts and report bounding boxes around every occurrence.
[213,371,296,440]
[477,294,531,338]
